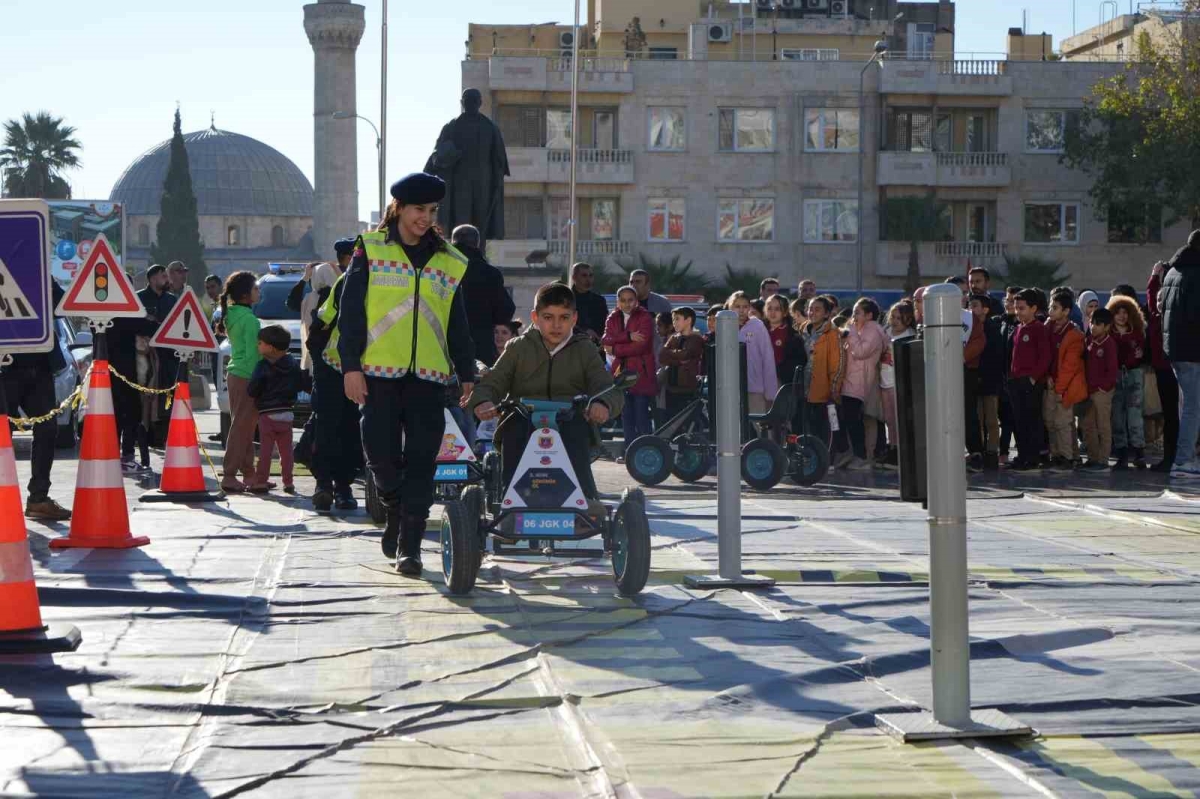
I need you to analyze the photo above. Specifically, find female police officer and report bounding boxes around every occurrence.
[323,173,475,575]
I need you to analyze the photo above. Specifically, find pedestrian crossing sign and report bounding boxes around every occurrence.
[0,199,54,355]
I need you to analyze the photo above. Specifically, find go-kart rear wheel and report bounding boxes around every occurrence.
[460,484,486,575]
[670,434,712,483]
[365,474,386,525]
[482,451,503,505]
[440,500,480,596]
[625,436,672,486]
[612,488,651,597]
[787,434,830,487]
[741,438,786,491]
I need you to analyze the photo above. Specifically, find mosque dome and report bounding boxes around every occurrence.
[109,126,313,218]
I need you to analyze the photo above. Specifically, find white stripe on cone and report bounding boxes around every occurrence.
[0,448,15,487]
[163,445,202,470]
[0,540,35,585]
[170,397,193,421]
[77,459,124,490]
[87,382,115,416]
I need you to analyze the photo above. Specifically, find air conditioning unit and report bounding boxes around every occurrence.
[707,22,733,42]
[559,30,575,49]
[780,0,799,8]
[830,0,849,16]
[756,0,775,10]
[804,0,829,10]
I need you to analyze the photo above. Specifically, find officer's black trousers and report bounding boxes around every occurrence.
[359,374,444,524]
[311,361,362,491]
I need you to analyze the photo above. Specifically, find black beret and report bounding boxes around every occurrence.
[390,172,445,205]
[333,238,356,257]
[146,264,166,278]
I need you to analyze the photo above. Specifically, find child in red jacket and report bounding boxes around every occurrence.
[1082,308,1119,470]
[603,286,657,447]
[1007,288,1054,470]
[1106,295,1147,469]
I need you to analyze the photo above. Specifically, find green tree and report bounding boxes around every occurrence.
[1062,10,1200,230]
[613,253,712,295]
[707,263,769,304]
[150,109,206,293]
[999,253,1071,291]
[0,112,81,199]
[883,196,948,295]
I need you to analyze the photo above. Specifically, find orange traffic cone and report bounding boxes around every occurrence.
[0,416,81,653]
[50,360,150,550]
[140,380,221,503]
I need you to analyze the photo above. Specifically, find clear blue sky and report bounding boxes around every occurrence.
[1,0,1080,224]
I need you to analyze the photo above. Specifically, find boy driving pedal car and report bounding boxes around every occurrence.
[469,282,624,507]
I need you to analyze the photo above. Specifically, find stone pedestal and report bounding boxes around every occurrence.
[304,0,365,255]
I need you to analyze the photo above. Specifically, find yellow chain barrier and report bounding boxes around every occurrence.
[107,364,176,411]
[9,374,89,429]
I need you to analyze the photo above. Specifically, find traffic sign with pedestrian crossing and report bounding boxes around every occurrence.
[0,200,54,354]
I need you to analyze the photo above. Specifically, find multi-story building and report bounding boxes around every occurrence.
[465,0,1185,297]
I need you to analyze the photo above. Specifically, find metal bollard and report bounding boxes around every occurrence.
[684,311,773,590]
[876,284,1030,742]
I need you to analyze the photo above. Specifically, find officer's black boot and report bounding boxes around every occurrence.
[381,506,401,560]
[396,515,425,576]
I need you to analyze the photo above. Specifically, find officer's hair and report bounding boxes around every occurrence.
[257,325,291,353]
[378,200,447,250]
[451,225,480,249]
[534,282,576,312]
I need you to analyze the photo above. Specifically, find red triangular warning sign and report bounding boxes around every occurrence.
[57,234,144,319]
[151,286,218,352]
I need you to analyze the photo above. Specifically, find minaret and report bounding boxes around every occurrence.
[304,0,365,253]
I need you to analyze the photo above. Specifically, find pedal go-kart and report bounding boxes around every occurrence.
[365,407,484,524]
[439,373,651,597]
[625,373,829,490]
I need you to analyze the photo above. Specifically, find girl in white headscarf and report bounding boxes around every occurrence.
[300,261,342,374]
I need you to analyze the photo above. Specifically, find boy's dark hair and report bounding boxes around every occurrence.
[258,324,291,352]
[672,306,696,323]
[503,320,523,336]
[1111,283,1137,299]
[969,266,991,281]
[968,293,990,307]
[706,304,723,317]
[204,274,221,286]
[146,263,166,279]
[760,277,780,292]
[1050,287,1075,309]
[1005,285,1023,296]
[1016,288,1043,312]
[534,282,576,312]
[656,311,673,327]
[1090,307,1114,326]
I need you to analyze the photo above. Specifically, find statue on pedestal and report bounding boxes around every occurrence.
[425,88,510,241]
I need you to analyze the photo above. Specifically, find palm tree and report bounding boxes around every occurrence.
[613,253,712,295]
[999,253,1071,291]
[708,263,770,304]
[883,196,948,295]
[1,112,82,199]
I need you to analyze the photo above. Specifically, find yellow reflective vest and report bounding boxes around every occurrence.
[322,231,468,385]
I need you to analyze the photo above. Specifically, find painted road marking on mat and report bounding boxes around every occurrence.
[1017,736,1196,798]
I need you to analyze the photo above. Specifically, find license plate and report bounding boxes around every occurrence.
[517,513,576,537]
[435,464,469,481]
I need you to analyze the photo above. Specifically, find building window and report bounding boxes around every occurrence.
[497,106,544,148]
[1025,110,1079,153]
[271,225,285,247]
[137,224,149,246]
[592,199,616,240]
[803,199,858,243]
[805,109,859,151]
[889,110,933,152]
[549,198,571,241]
[546,108,572,149]
[781,48,840,61]
[648,198,685,242]
[718,108,775,152]
[718,198,774,242]
[648,47,678,60]
[1107,201,1162,244]
[509,197,546,239]
[227,225,240,247]
[548,198,619,241]
[648,107,685,151]
[1024,202,1079,244]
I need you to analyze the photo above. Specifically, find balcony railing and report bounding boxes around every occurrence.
[548,240,632,256]
[547,149,634,165]
[938,59,1007,75]
[934,242,1007,258]
[935,151,1008,168]
[548,56,630,73]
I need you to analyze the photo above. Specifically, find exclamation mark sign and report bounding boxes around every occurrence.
[182,308,192,339]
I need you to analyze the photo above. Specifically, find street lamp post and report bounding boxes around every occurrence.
[856,39,888,294]
[332,112,385,225]
[567,0,581,267]
[381,0,387,226]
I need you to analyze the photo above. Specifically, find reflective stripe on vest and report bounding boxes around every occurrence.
[323,233,466,383]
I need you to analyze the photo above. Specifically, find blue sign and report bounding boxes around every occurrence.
[0,201,53,354]
[435,463,470,482]
[517,513,576,537]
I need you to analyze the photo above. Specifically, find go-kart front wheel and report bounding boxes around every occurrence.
[625,436,672,486]
[787,434,830,487]
[365,474,386,525]
[741,438,786,491]
[612,488,651,597]
[670,434,712,483]
[441,500,480,596]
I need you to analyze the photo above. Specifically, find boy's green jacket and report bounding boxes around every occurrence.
[469,329,624,441]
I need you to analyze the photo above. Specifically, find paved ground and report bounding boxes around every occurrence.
[3,404,1200,798]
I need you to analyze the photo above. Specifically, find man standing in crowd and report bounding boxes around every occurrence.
[1161,230,1200,479]
[759,277,780,300]
[453,224,514,367]
[570,262,608,343]
[2,281,71,521]
[167,261,188,296]
[138,264,180,443]
[203,274,222,323]
[630,268,672,353]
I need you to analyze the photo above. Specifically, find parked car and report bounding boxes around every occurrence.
[214,265,313,444]
[6,319,89,448]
